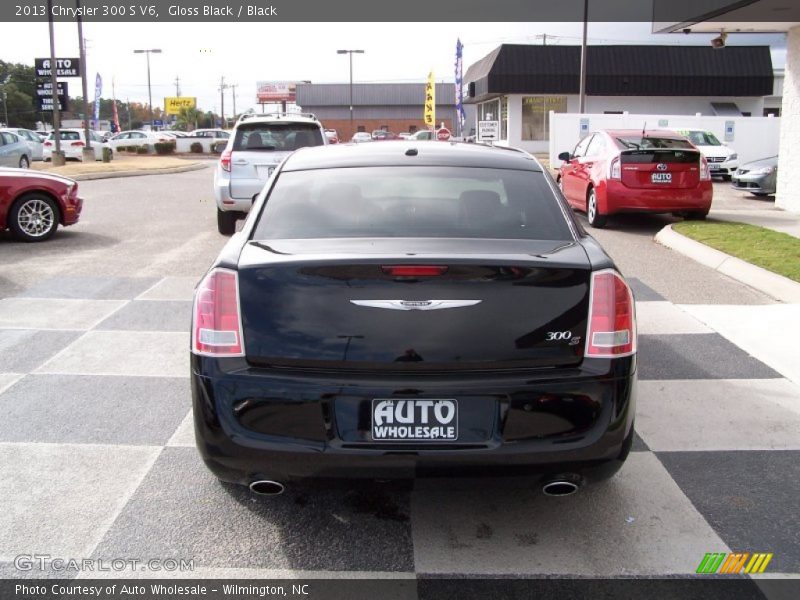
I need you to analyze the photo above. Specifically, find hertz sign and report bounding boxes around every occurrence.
[164,97,197,115]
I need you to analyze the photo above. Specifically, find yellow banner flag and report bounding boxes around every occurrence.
[423,71,435,129]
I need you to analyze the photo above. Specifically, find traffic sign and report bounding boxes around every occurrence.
[436,128,451,141]
[478,121,499,141]
[35,58,81,78]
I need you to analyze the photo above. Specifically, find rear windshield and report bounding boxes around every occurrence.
[253,166,572,241]
[615,136,693,150]
[234,123,324,152]
[48,131,81,141]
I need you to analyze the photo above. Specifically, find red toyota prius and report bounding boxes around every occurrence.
[556,130,712,228]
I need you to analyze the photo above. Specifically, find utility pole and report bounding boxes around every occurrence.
[337,50,364,139]
[133,48,161,128]
[229,84,237,121]
[46,0,64,165]
[579,0,588,114]
[174,75,181,97]
[218,76,228,128]
[77,1,94,159]
[126,96,132,130]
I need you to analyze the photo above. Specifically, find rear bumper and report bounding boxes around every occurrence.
[602,180,712,215]
[191,355,637,485]
[213,168,253,213]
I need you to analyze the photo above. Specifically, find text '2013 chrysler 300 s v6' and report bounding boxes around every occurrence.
[191,141,637,497]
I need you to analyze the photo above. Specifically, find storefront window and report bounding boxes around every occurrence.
[521,96,567,141]
[478,99,500,123]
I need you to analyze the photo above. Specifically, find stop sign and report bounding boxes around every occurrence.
[436,128,451,141]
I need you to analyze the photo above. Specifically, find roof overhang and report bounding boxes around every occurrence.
[653,0,800,33]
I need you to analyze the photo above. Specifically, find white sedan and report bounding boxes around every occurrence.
[107,130,174,150]
[351,132,372,143]
[43,129,110,161]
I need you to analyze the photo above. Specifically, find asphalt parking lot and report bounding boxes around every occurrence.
[0,168,798,582]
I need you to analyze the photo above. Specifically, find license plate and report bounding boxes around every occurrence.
[651,172,672,184]
[371,399,458,442]
[257,165,275,178]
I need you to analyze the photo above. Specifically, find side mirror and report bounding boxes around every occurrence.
[558,151,572,162]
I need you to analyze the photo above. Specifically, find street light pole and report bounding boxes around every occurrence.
[337,49,364,139]
[579,0,588,114]
[133,48,161,128]
[46,0,63,164]
[77,0,93,159]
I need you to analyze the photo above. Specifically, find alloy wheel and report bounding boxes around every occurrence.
[17,198,55,238]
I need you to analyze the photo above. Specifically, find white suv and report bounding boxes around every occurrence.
[213,113,327,234]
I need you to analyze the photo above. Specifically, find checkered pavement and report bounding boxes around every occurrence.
[0,275,798,580]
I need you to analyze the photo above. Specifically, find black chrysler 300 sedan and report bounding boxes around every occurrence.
[191,141,637,496]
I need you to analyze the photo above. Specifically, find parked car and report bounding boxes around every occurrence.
[371,130,398,141]
[674,129,738,181]
[731,156,778,197]
[34,130,50,141]
[163,131,188,138]
[43,129,109,162]
[213,112,327,235]
[0,131,32,168]
[191,141,637,496]
[397,132,413,140]
[323,129,339,144]
[408,128,451,141]
[1,128,44,161]
[107,130,173,151]
[0,168,83,241]
[191,129,230,140]
[556,129,713,228]
[351,131,373,143]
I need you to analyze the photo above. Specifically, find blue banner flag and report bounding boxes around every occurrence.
[93,73,102,129]
[455,39,465,132]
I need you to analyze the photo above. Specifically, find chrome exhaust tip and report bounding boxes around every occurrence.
[249,480,285,496]
[541,479,581,497]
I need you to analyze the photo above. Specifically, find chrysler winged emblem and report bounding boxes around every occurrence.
[350,300,482,311]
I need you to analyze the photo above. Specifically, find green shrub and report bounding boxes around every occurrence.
[154,141,176,155]
[190,142,203,153]
[102,147,113,162]
[136,146,149,154]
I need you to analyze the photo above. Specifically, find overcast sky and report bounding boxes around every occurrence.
[0,21,786,115]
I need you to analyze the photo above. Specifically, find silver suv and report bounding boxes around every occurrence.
[213,113,327,234]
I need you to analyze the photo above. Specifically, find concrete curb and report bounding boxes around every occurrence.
[67,162,208,181]
[655,224,800,303]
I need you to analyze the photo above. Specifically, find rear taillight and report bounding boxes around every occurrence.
[71,141,85,147]
[585,269,636,358]
[382,265,448,277]
[192,268,244,356]
[699,157,711,181]
[44,141,52,147]
[220,149,232,172]
[609,157,621,180]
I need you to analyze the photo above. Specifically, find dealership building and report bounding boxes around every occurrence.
[463,44,774,154]
[295,82,460,140]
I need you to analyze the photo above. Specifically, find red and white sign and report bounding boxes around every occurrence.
[256,81,298,103]
[436,127,451,141]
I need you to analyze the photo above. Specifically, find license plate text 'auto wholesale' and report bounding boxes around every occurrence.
[372,399,458,441]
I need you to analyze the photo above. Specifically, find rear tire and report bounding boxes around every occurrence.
[217,208,238,235]
[586,187,607,228]
[19,155,30,169]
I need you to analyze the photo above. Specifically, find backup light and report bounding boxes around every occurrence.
[585,269,636,358]
[220,149,232,172]
[192,268,245,356]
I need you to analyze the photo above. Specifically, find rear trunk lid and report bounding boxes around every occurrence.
[620,148,701,190]
[236,238,592,371]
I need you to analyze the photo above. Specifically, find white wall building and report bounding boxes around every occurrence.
[464,44,775,155]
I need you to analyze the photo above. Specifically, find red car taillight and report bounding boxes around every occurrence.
[609,156,621,180]
[192,268,244,356]
[44,141,52,147]
[585,269,636,358]
[71,141,85,147]
[220,149,232,172]
[699,156,711,181]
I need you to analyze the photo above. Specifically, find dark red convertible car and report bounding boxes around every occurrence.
[0,168,83,242]
[556,129,713,228]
